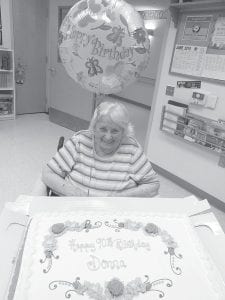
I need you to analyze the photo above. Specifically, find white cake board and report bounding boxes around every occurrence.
[26,194,211,216]
[0,208,29,300]
[0,194,225,300]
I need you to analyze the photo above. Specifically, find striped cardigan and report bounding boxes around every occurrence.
[47,130,158,196]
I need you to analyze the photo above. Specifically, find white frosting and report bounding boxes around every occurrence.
[13,211,225,300]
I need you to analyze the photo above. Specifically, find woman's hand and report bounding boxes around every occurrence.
[42,165,87,197]
[108,182,160,198]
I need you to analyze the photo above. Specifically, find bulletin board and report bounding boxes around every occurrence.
[170,11,225,83]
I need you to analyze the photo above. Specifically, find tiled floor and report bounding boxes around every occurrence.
[0,113,72,211]
[0,113,224,231]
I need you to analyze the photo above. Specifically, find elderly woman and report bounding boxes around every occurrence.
[42,101,159,197]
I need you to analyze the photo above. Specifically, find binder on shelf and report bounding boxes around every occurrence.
[161,101,188,135]
[0,94,13,99]
[0,92,13,115]
[0,72,12,88]
[0,99,13,115]
[0,52,11,70]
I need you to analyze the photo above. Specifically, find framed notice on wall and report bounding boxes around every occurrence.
[170,11,225,83]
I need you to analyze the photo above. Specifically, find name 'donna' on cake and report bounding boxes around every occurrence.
[62,27,134,61]
[69,237,151,253]
[87,254,127,271]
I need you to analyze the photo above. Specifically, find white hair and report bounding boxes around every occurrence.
[89,101,135,137]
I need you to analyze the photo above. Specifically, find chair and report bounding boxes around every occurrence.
[31,136,65,196]
[56,136,65,152]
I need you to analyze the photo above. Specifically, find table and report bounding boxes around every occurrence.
[0,194,225,300]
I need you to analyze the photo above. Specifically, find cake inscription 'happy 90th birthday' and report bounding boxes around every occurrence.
[68,237,151,271]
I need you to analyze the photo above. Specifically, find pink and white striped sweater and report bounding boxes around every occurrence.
[47,130,159,196]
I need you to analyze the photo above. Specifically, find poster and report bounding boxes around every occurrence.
[202,53,225,80]
[208,16,225,52]
[171,44,206,76]
[182,16,212,42]
[170,12,225,82]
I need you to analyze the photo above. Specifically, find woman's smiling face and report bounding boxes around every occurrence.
[94,115,124,156]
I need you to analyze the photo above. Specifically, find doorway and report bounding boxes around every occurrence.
[46,0,93,130]
[12,0,48,114]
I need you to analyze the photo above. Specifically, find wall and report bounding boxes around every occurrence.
[117,0,170,107]
[112,0,170,145]
[145,14,225,203]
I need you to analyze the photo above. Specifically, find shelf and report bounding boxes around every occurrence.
[0,95,13,99]
[0,114,14,120]
[0,69,13,72]
[0,87,13,90]
[160,105,225,167]
[0,47,13,50]
[169,0,225,26]
[170,0,225,10]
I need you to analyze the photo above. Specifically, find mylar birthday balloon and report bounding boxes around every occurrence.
[59,0,150,94]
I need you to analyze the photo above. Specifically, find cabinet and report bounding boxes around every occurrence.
[0,48,15,120]
[170,0,225,6]
[170,0,225,26]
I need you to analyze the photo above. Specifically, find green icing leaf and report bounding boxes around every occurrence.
[98,24,112,30]
[106,10,116,21]
[120,15,128,27]
[134,47,147,54]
